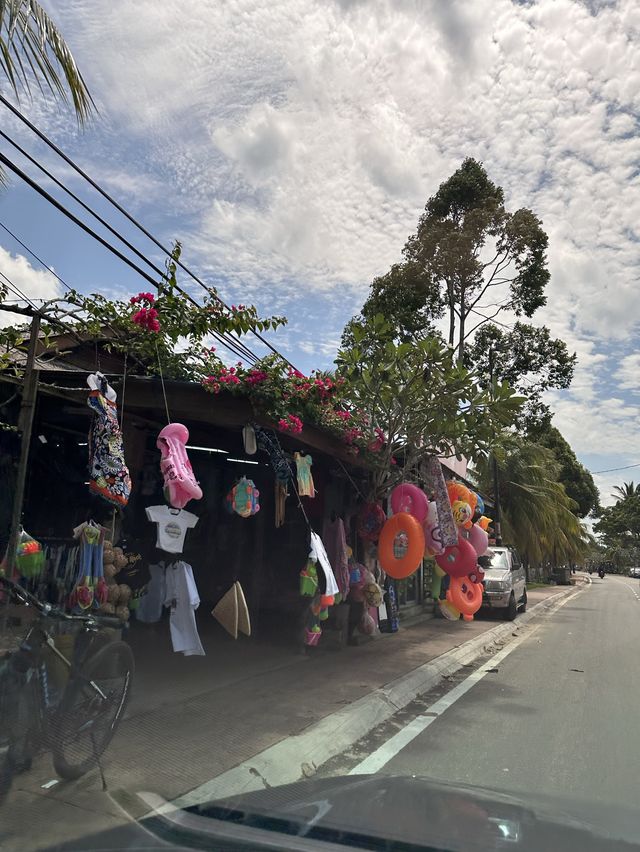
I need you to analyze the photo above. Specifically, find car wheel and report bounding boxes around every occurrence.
[519,588,527,613]
[505,593,517,621]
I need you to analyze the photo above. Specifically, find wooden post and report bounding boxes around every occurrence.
[6,314,41,574]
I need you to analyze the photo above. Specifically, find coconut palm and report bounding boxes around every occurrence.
[0,1,93,120]
[611,481,640,502]
[475,436,591,571]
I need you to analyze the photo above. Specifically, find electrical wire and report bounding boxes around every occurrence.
[0,150,258,364]
[0,95,295,368]
[590,462,640,475]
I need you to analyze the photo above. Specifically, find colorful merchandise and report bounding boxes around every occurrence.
[377,512,425,579]
[382,580,399,633]
[146,505,199,554]
[304,625,322,646]
[438,599,461,621]
[295,452,315,497]
[299,560,319,596]
[69,521,106,612]
[87,373,131,508]
[357,502,386,542]
[226,477,260,517]
[390,484,429,523]
[423,457,457,547]
[446,575,483,621]
[435,534,478,579]
[468,523,489,557]
[164,561,205,656]
[451,499,473,528]
[15,529,45,579]
[157,423,203,510]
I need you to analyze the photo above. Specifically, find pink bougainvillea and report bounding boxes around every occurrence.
[278,414,304,434]
[132,307,161,333]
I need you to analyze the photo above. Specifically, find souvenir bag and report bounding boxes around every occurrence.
[14,529,45,580]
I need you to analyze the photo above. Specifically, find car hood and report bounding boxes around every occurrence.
[483,569,510,583]
[47,774,640,851]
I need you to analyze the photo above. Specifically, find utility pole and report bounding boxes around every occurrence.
[488,346,503,546]
[5,313,41,574]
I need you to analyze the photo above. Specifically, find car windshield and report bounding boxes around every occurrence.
[479,551,510,574]
[1,2,638,851]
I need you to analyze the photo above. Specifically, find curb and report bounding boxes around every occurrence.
[175,583,583,807]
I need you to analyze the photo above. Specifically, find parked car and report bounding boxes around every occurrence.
[629,567,640,579]
[479,546,527,621]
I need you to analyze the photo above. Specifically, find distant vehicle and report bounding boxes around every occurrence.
[479,546,527,621]
[629,567,640,579]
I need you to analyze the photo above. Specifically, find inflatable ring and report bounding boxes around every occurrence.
[378,512,425,579]
[390,484,429,523]
[446,576,483,621]
[446,480,470,506]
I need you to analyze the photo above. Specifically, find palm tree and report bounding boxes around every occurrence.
[475,436,591,572]
[1,1,93,122]
[611,481,640,502]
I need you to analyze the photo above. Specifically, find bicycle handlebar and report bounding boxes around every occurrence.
[0,576,124,630]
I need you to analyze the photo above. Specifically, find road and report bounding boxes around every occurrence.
[326,575,640,812]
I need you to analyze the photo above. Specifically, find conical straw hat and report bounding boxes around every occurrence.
[211,585,238,639]
[235,582,251,637]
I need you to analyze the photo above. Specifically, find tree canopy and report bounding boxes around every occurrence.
[528,424,599,518]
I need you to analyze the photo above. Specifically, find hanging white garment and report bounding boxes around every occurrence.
[164,561,205,656]
[136,561,166,623]
[309,531,339,596]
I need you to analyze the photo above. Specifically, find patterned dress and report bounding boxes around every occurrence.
[87,388,131,507]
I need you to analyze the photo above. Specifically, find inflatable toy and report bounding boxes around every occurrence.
[378,513,425,579]
[390,484,429,523]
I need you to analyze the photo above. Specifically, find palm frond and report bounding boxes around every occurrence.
[0,0,94,123]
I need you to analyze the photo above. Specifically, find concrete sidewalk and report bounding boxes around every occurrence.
[2,582,582,850]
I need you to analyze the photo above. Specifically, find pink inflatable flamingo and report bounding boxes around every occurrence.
[157,423,203,509]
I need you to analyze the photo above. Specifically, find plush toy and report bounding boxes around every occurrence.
[98,602,116,615]
[363,582,383,608]
[118,584,132,605]
[104,562,118,581]
[107,584,120,605]
[102,543,115,565]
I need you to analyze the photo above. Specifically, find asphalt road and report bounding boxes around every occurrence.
[347,576,640,811]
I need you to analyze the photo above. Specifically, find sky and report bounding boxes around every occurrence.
[0,0,639,507]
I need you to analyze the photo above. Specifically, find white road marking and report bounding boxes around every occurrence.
[349,589,581,776]
[611,576,640,600]
[41,779,59,789]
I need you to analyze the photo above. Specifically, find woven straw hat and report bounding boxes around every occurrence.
[211,585,238,639]
[234,582,251,637]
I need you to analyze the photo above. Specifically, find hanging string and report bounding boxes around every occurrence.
[119,352,128,430]
[155,341,171,425]
[336,458,366,502]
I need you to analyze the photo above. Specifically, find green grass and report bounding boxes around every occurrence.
[527,581,552,589]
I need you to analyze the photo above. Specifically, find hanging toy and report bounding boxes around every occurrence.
[435,534,478,579]
[357,502,387,542]
[299,560,319,596]
[157,423,203,510]
[390,484,429,523]
[478,515,492,532]
[15,530,45,579]
[438,599,461,621]
[451,499,473,528]
[446,576,483,621]
[378,513,425,579]
[226,477,260,517]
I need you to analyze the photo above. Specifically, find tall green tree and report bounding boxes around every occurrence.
[337,314,524,497]
[474,436,591,569]
[594,493,640,551]
[528,423,599,517]
[611,481,640,501]
[465,322,576,429]
[404,158,550,362]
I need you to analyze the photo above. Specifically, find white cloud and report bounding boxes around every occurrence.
[9,0,640,504]
[0,248,61,327]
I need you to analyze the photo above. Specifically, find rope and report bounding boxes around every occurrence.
[119,353,128,430]
[155,342,171,424]
[336,458,366,502]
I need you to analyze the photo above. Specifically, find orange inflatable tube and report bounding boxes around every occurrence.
[378,512,425,579]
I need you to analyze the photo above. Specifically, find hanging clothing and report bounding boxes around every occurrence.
[87,373,131,508]
[322,517,350,598]
[69,522,107,611]
[295,453,315,497]
[164,561,205,656]
[136,562,167,623]
[146,505,198,554]
[309,532,339,597]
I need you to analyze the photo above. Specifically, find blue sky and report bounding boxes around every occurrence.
[1,0,640,506]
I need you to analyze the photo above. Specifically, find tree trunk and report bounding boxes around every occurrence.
[447,280,455,347]
[457,301,466,365]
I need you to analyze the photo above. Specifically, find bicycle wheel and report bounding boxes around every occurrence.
[51,640,133,780]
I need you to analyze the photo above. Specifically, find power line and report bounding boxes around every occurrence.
[0,220,73,292]
[0,94,294,368]
[0,150,259,364]
[590,462,640,475]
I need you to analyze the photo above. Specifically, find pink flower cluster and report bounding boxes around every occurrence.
[132,307,160,333]
[278,414,304,434]
[344,426,364,445]
[335,410,351,422]
[203,365,241,394]
[245,369,269,386]
[130,292,155,305]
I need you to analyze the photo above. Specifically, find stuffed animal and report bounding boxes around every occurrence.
[107,584,120,605]
[115,605,130,622]
[112,547,128,572]
[98,602,116,615]
[104,562,118,581]
[118,584,132,605]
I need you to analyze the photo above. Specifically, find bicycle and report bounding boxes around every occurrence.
[0,576,134,801]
